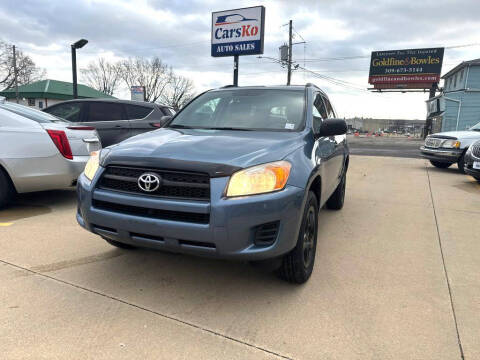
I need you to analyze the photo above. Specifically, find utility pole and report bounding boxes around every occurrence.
[287,20,293,85]
[12,45,19,103]
[424,82,438,138]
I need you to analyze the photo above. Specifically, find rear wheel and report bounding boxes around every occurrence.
[0,169,15,209]
[457,154,466,174]
[103,237,137,249]
[326,172,346,210]
[277,191,318,284]
[429,160,452,169]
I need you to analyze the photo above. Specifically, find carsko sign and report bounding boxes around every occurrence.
[368,47,444,89]
[211,6,265,57]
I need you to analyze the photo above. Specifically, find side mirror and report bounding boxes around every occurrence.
[318,118,347,137]
[150,115,172,128]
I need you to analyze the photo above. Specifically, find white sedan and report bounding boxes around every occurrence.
[0,99,101,208]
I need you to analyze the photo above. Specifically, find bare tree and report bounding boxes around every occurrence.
[159,74,195,111]
[0,41,46,90]
[80,58,121,96]
[118,57,172,102]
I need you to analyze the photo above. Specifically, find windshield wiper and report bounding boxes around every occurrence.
[169,124,197,129]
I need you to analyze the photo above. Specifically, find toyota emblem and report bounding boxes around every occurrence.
[138,173,161,192]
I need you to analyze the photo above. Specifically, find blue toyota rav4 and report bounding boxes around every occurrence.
[77,84,349,283]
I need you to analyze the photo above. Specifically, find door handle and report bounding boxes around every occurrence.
[83,137,99,143]
[114,125,123,128]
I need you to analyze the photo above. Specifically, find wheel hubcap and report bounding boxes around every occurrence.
[303,207,316,268]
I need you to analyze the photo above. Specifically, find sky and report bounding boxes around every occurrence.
[1,0,480,119]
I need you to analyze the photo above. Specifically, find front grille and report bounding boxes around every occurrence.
[253,221,280,246]
[97,166,210,201]
[471,142,480,158]
[425,137,443,148]
[92,199,210,224]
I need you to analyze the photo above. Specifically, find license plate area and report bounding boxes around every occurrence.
[473,161,480,170]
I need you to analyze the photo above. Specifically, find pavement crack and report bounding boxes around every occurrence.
[425,165,465,360]
[0,258,294,360]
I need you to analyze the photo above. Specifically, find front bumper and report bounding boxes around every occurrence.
[76,172,305,260]
[420,146,463,163]
[464,152,480,179]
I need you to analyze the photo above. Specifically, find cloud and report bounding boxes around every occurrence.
[1,0,479,119]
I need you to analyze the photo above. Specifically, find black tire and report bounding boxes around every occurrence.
[0,168,15,209]
[457,154,466,174]
[277,191,318,284]
[103,237,137,249]
[326,172,346,210]
[429,160,452,169]
[474,176,480,182]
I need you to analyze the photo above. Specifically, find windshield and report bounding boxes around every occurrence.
[0,102,68,124]
[169,89,305,131]
[469,122,480,131]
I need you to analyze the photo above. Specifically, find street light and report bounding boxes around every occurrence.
[71,39,88,99]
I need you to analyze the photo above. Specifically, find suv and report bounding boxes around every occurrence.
[420,121,480,172]
[76,85,349,284]
[44,99,174,147]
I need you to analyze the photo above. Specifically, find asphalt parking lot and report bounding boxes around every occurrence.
[1,156,479,359]
[347,135,424,158]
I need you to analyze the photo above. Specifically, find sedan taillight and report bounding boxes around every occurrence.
[46,129,73,160]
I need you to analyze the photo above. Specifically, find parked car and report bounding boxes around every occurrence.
[464,139,480,181]
[43,99,174,147]
[76,84,349,284]
[0,99,101,208]
[420,121,480,173]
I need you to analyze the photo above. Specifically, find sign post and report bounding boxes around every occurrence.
[211,6,265,86]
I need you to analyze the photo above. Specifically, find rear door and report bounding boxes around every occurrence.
[126,104,165,137]
[83,102,129,146]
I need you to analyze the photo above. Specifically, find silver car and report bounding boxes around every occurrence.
[0,99,101,208]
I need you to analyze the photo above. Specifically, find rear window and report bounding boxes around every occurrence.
[0,102,67,123]
[125,104,153,119]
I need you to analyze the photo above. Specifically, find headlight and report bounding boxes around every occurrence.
[84,151,100,181]
[442,140,461,148]
[225,161,291,197]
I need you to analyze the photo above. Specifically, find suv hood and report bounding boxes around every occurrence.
[103,128,306,176]
[431,130,480,139]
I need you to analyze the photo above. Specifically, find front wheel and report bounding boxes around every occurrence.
[277,191,318,284]
[429,160,452,169]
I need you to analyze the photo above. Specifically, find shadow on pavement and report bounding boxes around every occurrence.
[0,189,76,222]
